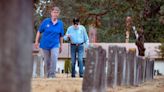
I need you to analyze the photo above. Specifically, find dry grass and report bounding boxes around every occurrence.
[107,76,164,92]
[32,74,83,92]
[32,74,164,92]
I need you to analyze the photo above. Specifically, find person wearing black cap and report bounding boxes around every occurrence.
[64,18,89,78]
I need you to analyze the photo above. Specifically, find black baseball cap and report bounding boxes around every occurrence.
[73,18,79,25]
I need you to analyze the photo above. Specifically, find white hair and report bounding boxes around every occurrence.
[51,6,60,13]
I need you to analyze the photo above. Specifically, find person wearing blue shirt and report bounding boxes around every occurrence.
[64,18,89,78]
[35,6,64,78]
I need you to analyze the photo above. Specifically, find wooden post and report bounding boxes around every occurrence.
[0,0,33,92]
[125,16,132,43]
[89,25,97,43]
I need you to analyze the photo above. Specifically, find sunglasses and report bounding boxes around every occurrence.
[73,23,78,25]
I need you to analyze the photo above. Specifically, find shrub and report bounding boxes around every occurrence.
[158,38,164,59]
[64,59,71,73]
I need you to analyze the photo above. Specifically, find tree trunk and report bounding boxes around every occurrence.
[0,0,33,92]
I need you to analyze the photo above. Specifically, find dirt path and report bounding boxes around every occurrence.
[32,75,164,92]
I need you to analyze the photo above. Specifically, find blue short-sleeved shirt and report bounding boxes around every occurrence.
[38,18,64,50]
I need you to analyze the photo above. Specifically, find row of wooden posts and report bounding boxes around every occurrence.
[82,46,154,92]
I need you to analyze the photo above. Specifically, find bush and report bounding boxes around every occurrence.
[159,38,164,59]
[64,59,71,73]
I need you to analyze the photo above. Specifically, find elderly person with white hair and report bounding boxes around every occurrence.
[35,6,64,78]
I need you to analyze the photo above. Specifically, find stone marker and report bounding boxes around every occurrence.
[82,46,107,92]
[117,47,126,85]
[93,46,106,92]
[107,46,118,87]
[126,50,136,85]
[83,45,154,91]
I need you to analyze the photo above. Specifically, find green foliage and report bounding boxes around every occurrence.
[159,38,164,59]
[64,59,71,73]
[34,0,164,42]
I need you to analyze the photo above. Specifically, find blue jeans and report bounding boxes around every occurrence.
[42,48,59,78]
[71,44,84,77]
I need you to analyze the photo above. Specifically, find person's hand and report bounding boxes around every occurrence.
[66,34,71,41]
[34,42,39,49]
[66,34,71,38]
[59,46,62,53]
[85,48,88,53]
